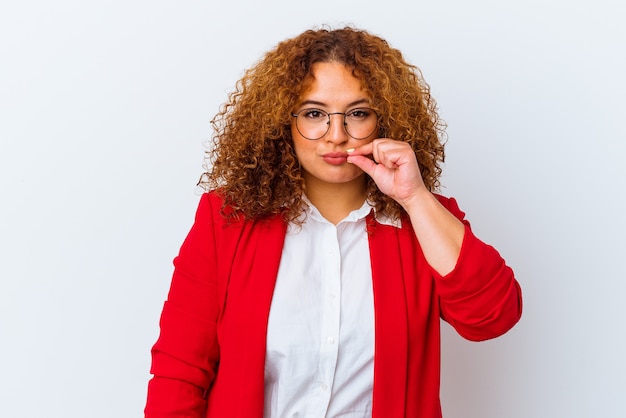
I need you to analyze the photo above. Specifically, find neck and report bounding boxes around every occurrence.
[304,176,368,225]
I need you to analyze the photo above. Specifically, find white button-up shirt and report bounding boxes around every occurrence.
[264,199,398,417]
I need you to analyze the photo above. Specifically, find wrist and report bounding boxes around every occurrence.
[399,187,434,214]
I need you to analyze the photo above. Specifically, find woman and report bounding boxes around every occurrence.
[145,27,522,417]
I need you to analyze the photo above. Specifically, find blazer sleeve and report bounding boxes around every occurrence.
[145,194,221,417]
[433,195,523,341]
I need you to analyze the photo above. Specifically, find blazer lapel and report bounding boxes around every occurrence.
[367,215,409,417]
[216,215,287,416]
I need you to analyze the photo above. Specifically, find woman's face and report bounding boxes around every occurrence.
[291,62,377,192]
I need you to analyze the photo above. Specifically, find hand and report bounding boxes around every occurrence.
[349,138,465,275]
[347,138,428,210]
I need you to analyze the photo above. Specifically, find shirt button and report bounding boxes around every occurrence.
[327,337,335,344]
[320,383,328,391]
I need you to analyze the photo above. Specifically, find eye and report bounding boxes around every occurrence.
[301,108,327,121]
[347,108,373,120]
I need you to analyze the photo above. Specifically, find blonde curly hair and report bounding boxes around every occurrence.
[200,26,446,223]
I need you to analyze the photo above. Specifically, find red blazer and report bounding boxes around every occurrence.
[145,191,522,417]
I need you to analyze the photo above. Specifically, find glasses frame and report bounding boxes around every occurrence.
[291,107,379,141]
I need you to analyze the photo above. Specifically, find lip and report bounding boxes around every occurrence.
[322,152,349,165]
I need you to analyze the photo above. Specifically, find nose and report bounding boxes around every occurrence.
[324,112,349,144]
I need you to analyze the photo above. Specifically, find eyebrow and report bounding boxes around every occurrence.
[297,98,370,109]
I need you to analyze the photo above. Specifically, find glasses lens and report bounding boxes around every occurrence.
[294,108,378,140]
[345,108,378,139]
[295,109,329,140]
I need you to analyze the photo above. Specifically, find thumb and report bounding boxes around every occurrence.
[347,154,377,176]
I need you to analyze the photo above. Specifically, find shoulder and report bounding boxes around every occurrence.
[197,190,287,230]
[190,190,241,234]
[197,189,244,217]
[195,190,226,219]
[199,189,227,211]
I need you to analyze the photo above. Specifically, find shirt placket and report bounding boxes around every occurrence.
[309,223,342,417]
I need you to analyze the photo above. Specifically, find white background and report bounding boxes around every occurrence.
[1,0,625,417]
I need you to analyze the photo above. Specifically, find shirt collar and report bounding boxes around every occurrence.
[300,195,401,228]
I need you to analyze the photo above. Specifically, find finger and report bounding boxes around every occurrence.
[347,141,374,156]
[370,138,403,164]
[347,153,378,176]
[370,142,399,168]
[373,140,414,168]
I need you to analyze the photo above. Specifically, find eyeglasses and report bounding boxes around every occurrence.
[291,107,379,140]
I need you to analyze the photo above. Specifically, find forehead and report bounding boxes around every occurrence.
[298,62,368,104]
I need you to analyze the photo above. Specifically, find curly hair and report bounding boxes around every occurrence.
[199,26,446,223]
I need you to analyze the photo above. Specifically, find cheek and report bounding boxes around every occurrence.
[293,142,314,165]
[291,126,314,160]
